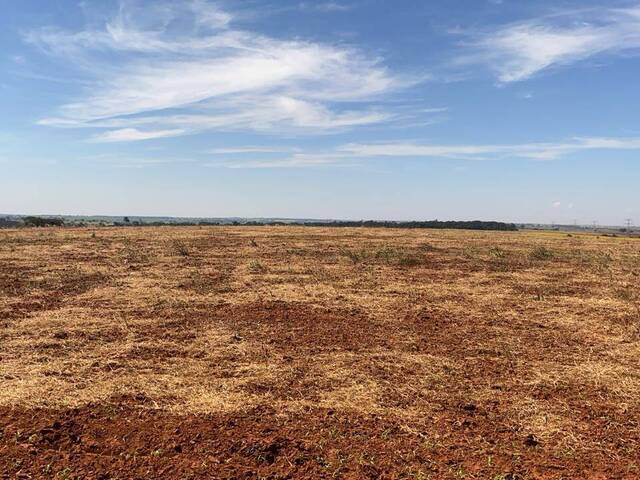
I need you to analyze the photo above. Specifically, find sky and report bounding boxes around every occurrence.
[1,0,639,224]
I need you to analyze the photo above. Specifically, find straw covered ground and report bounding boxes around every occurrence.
[0,226,639,479]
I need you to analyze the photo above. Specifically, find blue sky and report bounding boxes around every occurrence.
[1,0,639,224]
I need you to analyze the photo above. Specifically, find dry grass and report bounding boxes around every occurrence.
[1,226,639,477]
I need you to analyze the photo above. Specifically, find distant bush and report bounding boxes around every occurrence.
[22,216,64,227]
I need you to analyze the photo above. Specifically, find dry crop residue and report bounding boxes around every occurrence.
[0,226,639,479]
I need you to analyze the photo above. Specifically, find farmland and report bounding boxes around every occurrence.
[1,226,639,479]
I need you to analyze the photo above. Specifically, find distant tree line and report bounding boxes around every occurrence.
[3,215,517,232]
[0,217,20,227]
[300,220,518,231]
[0,216,66,228]
[196,219,518,231]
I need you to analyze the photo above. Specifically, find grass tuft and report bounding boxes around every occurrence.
[529,245,554,261]
[248,259,267,273]
[171,239,190,257]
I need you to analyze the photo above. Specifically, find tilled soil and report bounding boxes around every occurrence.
[1,397,634,480]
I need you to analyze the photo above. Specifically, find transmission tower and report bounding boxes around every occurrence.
[625,218,633,230]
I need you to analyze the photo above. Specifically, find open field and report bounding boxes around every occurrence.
[1,226,639,479]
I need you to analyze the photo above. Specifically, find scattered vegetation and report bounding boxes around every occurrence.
[248,259,267,273]
[339,248,363,264]
[488,246,507,259]
[170,239,190,257]
[529,245,554,261]
[339,245,423,267]
[122,239,149,265]
[615,286,635,302]
[419,243,439,252]
[396,253,422,267]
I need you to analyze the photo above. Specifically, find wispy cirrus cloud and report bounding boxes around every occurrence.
[91,127,187,142]
[80,152,198,169]
[74,135,640,169]
[297,2,354,13]
[206,146,299,154]
[458,5,640,82]
[67,96,391,139]
[205,136,640,168]
[339,136,640,160]
[213,152,354,169]
[26,1,413,141]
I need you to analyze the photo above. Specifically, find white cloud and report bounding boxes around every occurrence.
[214,152,355,169]
[460,5,640,82]
[298,2,353,13]
[91,128,186,142]
[206,146,298,154]
[339,136,640,161]
[50,96,391,141]
[81,153,196,168]
[221,157,338,169]
[27,1,410,141]
[553,201,562,208]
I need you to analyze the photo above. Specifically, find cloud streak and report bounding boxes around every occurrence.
[27,1,411,141]
[91,127,186,142]
[214,153,353,169]
[297,2,354,13]
[339,137,640,161]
